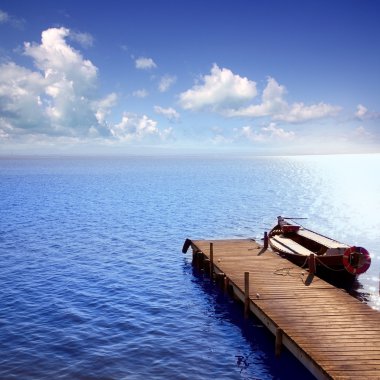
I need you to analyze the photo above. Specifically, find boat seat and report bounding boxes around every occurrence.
[271,235,314,256]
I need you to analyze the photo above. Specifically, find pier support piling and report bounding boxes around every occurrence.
[244,271,250,318]
[209,242,214,278]
[224,276,230,294]
[275,328,283,357]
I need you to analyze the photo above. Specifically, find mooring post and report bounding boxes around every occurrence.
[244,271,250,318]
[224,276,230,293]
[275,328,283,357]
[209,242,214,278]
[309,253,316,274]
[264,231,268,249]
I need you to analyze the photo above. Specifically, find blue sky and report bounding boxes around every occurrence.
[0,0,379,155]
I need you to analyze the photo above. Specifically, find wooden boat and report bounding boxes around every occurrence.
[268,216,371,278]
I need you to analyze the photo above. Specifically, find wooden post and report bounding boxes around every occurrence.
[195,251,203,270]
[193,249,198,268]
[309,253,316,274]
[209,242,214,278]
[224,276,230,293]
[275,328,283,357]
[244,271,250,318]
[215,272,225,285]
[264,231,268,249]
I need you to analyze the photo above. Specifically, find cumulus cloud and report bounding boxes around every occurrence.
[24,27,98,94]
[235,122,295,143]
[135,57,157,70]
[180,69,341,123]
[225,77,340,122]
[159,75,176,92]
[0,62,48,134]
[93,93,118,126]
[262,123,295,139]
[154,106,180,122]
[179,64,257,111]
[225,77,287,117]
[111,113,171,141]
[8,27,101,137]
[0,27,168,144]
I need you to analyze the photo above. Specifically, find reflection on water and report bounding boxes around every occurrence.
[287,154,380,310]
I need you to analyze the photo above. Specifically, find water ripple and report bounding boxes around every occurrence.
[1,155,379,379]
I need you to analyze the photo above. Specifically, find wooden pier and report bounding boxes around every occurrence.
[182,238,380,380]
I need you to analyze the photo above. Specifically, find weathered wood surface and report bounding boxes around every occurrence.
[183,238,380,380]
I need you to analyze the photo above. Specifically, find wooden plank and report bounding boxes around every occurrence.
[184,238,380,380]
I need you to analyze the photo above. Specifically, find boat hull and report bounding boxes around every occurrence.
[267,217,368,286]
[273,248,344,270]
[270,240,357,287]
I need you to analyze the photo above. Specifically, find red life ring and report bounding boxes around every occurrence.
[342,246,371,275]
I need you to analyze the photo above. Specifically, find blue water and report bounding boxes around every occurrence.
[1,155,379,379]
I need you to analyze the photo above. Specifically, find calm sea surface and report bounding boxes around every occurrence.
[1,154,379,379]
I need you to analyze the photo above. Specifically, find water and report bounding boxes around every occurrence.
[1,154,379,379]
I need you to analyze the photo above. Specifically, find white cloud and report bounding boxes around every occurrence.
[24,28,97,91]
[355,104,380,120]
[159,75,176,92]
[135,57,157,70]
[111,113,171,141]
[93,93,118,125]
[238,126,266,142]
[262,122,295,139]
[179,64,257,111]
[356,104,367,118]
[69,31,94,48]
[235,122,295,143]
[0,27,168,144]
[0,62,47,134]
[179,69,341,126]
[154,106,180,122]
[133,89,149,98]
[225,77,287,117]
[225,76,340,123]
[274,102,341,122]
[10,27,101,137]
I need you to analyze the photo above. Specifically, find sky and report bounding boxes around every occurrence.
[0,0,379,156]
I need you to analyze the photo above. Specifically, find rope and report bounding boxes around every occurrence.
[315,256,345,272]
[274,256,309,281]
